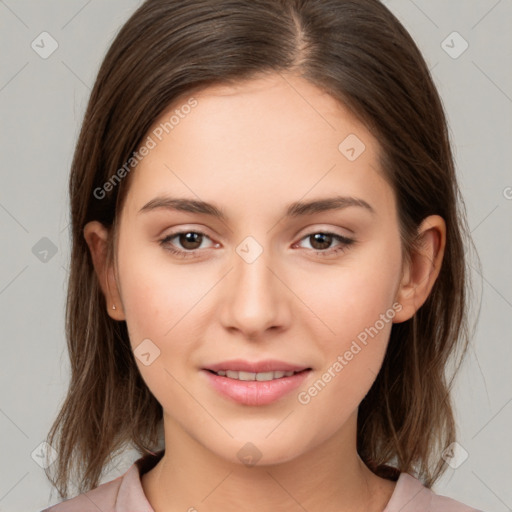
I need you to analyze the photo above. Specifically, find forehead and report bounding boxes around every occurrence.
[172,73,373,152]
[121,73,392,221]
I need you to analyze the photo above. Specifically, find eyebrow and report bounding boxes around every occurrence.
[138,195,375,220]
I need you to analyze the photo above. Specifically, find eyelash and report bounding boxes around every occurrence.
[159,230,355,259]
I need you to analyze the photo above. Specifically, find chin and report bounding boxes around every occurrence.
[200,428,314,469]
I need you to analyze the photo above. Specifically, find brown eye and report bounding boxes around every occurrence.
[308,233,334,250]
[296,231,355,258]
[159,230,215,259]
[176,232,204,250]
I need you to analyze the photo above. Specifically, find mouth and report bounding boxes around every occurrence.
[201,363,313,406]
[205,368,311,381]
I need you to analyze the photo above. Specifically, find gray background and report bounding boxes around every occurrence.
[0,1,511,511]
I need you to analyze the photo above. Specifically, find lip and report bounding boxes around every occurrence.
[204,359,311,373]
[202,368,312,406]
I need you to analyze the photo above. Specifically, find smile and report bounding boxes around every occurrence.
[202,368,312,406]
[208,369,304,381]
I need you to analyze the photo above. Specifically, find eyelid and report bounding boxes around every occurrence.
[294,223,355,239]
[159,225,356,260]
[160,228,218,249]
[161,224,354,245]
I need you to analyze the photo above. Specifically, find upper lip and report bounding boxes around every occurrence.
[204,359,311,373]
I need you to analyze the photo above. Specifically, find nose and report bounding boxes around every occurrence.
[218,243,292,340]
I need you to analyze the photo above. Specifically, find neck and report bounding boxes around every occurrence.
[141,410,395,512]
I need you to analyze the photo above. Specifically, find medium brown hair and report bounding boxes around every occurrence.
[45,0,477,498]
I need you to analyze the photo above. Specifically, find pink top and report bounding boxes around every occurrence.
[41,451,483,512]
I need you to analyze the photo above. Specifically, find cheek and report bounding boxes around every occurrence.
[300,244,401,345]
[294,242,401,404]
[117,244,206,341]
[116,243,218,396]
[295,286,396,435]
[116,249,202,414]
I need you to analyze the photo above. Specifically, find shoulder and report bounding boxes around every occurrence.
[385,473,484,512]
[40,450,162,512]
[40,474,124,512]
[40,458,156,512]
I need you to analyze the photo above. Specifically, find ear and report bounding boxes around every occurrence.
[393,215,446,323]
[83,221,126,321]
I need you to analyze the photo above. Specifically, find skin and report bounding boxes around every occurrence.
[84,72,446,512]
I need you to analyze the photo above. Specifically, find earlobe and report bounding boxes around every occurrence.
[83,221,126,321]
[393,215,446,323]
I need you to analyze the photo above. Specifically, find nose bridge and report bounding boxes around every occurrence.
[221,234,287,336]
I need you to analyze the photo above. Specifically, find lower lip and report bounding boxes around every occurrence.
[202,369,311,406]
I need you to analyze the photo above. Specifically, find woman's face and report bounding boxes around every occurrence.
[113,73,406,464]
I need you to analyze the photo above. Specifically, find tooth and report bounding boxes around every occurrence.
[256,371,274,381]
[238,371,256,381]
[219,370,300,381]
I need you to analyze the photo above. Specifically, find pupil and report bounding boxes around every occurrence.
[312,233,331,250]
[180,232,201,250]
